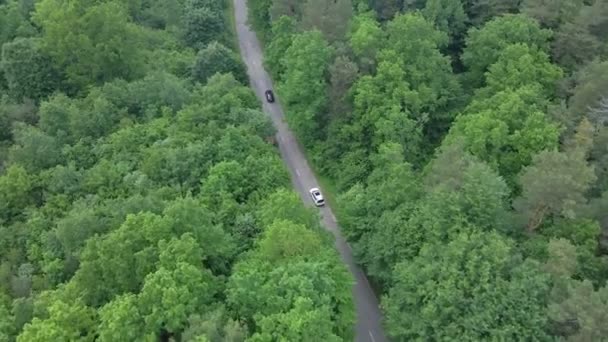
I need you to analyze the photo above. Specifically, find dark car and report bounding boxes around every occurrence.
[265,90,275,103]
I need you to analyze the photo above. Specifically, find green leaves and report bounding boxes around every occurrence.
[383,230,551,341]
[548,280,608,340]
[0,165,34,227]
[1,38,60,102]
[191,42,248,85]
[462,14,552,88]
[446,86,560,182]
[18,299,97,342]
[514,150,596,232]
[278,30,332,146]
[227,191,354,340]
[34,0,146,90]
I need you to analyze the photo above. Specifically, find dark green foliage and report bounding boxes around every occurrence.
[182,0,225,48]
[1,38,60,102]
[191,42,248,85]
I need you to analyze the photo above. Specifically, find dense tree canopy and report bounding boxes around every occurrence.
[3,0,608,339]
[0,0,353,339]
[250,0,608,339]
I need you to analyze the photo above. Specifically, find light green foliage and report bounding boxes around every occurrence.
[462,14,552,88]
[191,42,248,85]
[34,0,146,90]
[138,262,217,335]
[0,297,14,341]
[278,30,332,145]
[257,189,319,229]
[265,15,296,80]
[73,212,169,306]
[383,230,551,340]
[256,220,324,262]
[348,11,383,70]
[0,0,36,44]
[350,52,421,160]
[17,299,96,342]
[228,217,354,340]
[482,43,563,98]
[542,219,607,283]
[0,0,356,340]
[181,307,247,342]
[446,86,560,181]
[97,294,148,342]
[386,13,460,113]
[134,0,183,29]
[423,141,510,232]
[339,143,421,283]
[248,297,342,342]
[343,141,509,285]
[544,238,578,279]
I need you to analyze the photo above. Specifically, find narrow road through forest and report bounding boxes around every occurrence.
[233,1,388,341]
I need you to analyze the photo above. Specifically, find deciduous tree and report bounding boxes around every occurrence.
[383,230,551,341]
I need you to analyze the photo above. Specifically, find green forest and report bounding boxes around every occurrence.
[248,0,608,340]
[0,0,355,340]
[0,0,607,340]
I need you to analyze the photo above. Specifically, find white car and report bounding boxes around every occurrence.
[309,187,325,207]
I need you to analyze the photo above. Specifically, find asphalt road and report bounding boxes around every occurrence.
[233,1,388,341]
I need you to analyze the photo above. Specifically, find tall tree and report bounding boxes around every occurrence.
[1,38,60,101]
[190,42,247,85]
[462,14,552,89]
[422,0,467,45]
[264,15,296,80]
[445,86,560,182]
[301,0,353,43]
[328,55,359,117]
[521,0,585,28]
[270,0,303,21]
[514,150,596,233]
[17,299,96,342]
[548,280,608,340]
[461,0,521,26]
[182,0,225,48]
[551,0,608,71]
[383,230,551,341]
[278,30,332,145]
[481,43,562,99]
[34,0,146,90]
[348,11,383,72]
